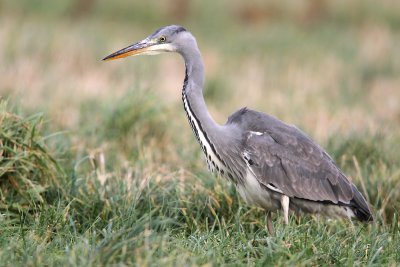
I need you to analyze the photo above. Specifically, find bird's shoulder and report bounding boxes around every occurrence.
[227,107,354,204]
[227,107,311,143]
[226,107,283,130]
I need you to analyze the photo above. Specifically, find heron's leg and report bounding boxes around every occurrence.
[266,212,274,235]
[281,195,290,225]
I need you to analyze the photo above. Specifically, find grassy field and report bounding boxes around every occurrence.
[1,0,399,266]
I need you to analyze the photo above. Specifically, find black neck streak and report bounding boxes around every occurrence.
[181,69,232,179]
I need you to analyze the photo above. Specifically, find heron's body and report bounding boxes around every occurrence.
[104,25,373,227]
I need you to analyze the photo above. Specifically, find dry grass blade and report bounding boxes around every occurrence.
[352,156,370,204]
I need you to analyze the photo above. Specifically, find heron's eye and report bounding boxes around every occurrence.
[159,36,166,42]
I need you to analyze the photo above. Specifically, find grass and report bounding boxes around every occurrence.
[1,0,400,266]
[0,102,65,212]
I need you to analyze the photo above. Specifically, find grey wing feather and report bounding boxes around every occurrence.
[228,108,354,204]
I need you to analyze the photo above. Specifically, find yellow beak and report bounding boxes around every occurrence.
[103,40,152,61]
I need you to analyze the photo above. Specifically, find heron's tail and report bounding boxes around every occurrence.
[350,184,373,222]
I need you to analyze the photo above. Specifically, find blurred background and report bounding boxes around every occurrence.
[1,0,399,171]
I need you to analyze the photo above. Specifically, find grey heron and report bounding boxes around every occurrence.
[103,25,373,232]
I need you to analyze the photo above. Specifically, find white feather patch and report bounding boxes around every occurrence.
[249,131,263,136]
[146,43,176,53]
[266,184,283,194]
[236,169,280,211]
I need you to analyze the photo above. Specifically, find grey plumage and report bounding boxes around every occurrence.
[103,25,373,225]
[227,108,372,221]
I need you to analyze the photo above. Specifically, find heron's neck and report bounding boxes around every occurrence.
[180,46,231,170]
[179,44,242,183]
[180,48,220,134]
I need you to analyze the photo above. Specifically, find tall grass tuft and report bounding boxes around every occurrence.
[0,100,64,212]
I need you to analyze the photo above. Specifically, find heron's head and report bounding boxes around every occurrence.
[103,25,188,61]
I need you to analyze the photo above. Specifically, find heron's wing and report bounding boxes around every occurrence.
[229,108,354,204]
